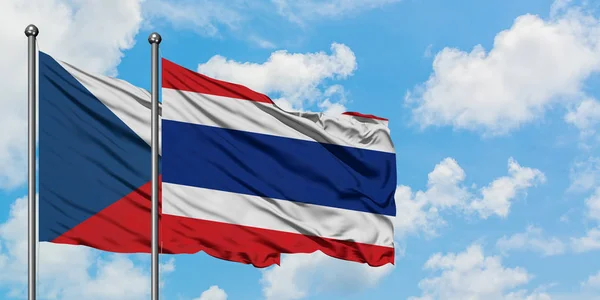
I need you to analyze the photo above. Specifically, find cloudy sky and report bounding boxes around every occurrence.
[1,0,600,299]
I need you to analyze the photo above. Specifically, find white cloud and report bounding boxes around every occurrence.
[0,196,175,299]
[410,244,549,300]
[393,185,445,238]
[272,0,401,24]
[496,226,566,257]
[582,270,600,289]
[571,228,600,253]
[197,43,357,113]
[406,4,600,135]
[421,157,471,208]
[316,85,350,116]
[394,157,545,237]
[260,251,395,300]
[194,285,228,300]
[469,158,546,219]
[565,98,600,137]
[393,158,468,237]
[0,0,144,189]
[68,255,149,300]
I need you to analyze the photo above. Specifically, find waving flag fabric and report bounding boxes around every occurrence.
[160,58,397,267]
[38,51,159,251]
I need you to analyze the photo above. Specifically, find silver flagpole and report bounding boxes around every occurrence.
[148,32,162,300]
[25,24,39,300]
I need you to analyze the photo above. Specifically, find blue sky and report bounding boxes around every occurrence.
[1,0,600,299]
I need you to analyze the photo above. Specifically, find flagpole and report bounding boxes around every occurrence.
[149,32,162,300]
[25,24,39,300]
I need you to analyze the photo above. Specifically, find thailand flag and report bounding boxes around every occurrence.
[160,59,397,267]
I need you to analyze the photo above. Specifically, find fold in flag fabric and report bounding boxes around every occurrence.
[161,58,397,267]
[38,50,396,268]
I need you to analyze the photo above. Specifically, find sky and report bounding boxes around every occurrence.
[1,0,600,299]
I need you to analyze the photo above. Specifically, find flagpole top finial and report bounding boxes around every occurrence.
[148,32,162,44]
[24,24,39,37]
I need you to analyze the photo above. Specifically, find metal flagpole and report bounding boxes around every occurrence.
[25,24,39,300]
[148,32,162,300]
